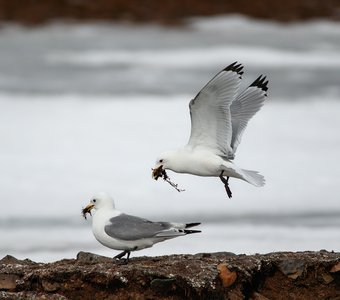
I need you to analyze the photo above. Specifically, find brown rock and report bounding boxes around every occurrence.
[0,274,20,290]
[277,259,306,279]
[76,251,111,264]
[0,291,68,299]
[0,251,339,299]
[150,278,176,293]
[0,255,36,266]
[251,292,270,300]
[330,262,340,273]
[228,289,244,300]
[321,273,334,284]
[42,280,60,292]
[0,0,339,25]
[217,263,237,287]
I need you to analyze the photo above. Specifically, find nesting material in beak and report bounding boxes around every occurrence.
[152,165,185,193]
[152,165,165,180]
[82,203,95,220]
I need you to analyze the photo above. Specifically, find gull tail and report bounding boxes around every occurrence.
[241,169,265,187]
[183,222,201,234]
[184,229,201,234]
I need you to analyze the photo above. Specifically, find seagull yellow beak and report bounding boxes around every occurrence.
[152,165,164,180]
[82,203,95,219]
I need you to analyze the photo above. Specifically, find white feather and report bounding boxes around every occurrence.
[187,63,243,156]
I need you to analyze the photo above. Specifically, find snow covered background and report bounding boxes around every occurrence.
[1,16,340,262]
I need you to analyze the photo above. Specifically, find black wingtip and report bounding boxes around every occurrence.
[185,222,201,228]
[223,61,244,78]
[250,75,269,93]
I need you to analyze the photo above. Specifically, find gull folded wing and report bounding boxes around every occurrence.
[105,214,177,241]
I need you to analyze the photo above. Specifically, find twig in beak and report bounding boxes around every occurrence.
[161,169,185,192]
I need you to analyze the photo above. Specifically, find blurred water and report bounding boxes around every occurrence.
[1,16,340,262]
[1,16,340,98]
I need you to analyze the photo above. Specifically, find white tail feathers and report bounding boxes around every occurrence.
[241,169,265,187]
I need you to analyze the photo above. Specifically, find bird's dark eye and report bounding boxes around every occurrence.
[159,159,163,163]
[93,199,96,203]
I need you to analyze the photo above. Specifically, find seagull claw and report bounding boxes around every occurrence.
[113,250,132,264]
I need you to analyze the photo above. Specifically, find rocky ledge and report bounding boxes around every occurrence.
[0,0,339,25]
[0,251,339,299]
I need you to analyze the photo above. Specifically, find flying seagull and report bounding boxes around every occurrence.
[152,62,268,198]
[82,192,201,262]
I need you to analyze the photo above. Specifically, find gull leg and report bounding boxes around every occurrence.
[219,171,232,199]
[114,250,130,263]
[113,247,137,264]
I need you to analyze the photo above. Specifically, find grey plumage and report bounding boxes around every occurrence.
[104,214,201,241]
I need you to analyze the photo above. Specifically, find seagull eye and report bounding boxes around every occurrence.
[93,199,96,203]
[159,159,163,163]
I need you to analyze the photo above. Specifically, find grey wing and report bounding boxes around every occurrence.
[104,214,182,241]
[229,75,268,157]
[187,62,243,156]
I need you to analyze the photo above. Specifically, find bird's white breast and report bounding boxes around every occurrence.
[91,209,159,251]
[91,209,128,250]
[169,147,224,176]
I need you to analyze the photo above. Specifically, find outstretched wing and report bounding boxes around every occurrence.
[187,62,243,156]
[104,214,185,241]
[229,75,268,157]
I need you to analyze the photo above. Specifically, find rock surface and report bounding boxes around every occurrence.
[0,0,339,25]
[0,251,339,299]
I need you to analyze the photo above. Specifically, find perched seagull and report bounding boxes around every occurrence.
[82,192,201,262]
[152,62,268,198]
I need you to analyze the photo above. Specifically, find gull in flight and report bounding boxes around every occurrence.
[152,62,268,198]
[82,192,201,262]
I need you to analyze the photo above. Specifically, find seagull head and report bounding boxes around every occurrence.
[152,150,176,180]
[82,192,115,218]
